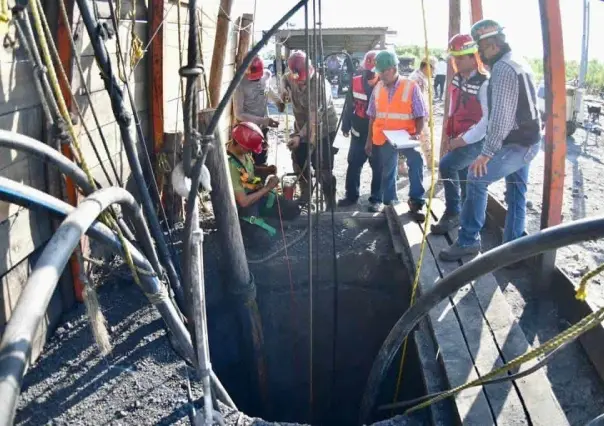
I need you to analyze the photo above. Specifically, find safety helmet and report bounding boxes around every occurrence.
[374,50,398,74]
[232,122,264,154]
[470,18,505,42]
[287,50,314,81]
[246,56,264,81]
[448,33,478,56]
[362,50,378,71]
[421,56,437,69]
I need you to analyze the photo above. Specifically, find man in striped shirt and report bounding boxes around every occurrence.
[439,19,541,262]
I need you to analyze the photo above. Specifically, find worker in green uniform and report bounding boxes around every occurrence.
[227,122,301,235]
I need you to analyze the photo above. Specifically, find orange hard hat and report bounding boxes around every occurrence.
[287,50,313,81]
[246,56,264,80]
[363,50,378,71]
[232,122,264,154]
[448,33,478,56]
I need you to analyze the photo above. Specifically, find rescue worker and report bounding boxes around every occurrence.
[431,33,489,234]
[409,56,437,167]
[338,50,381,208]
[439,19,541,261]
[278,50,340,209]
[227,122,301,235]
[233,55,281,166]
[365,50,427,218]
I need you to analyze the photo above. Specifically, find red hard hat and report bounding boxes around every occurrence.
[363,50,378,71]
[448,34,478,56]
[246,56,264,80]
[232,122,264,154]
[287,50,313,81]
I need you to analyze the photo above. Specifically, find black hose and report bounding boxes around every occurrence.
[0,186,189,426]
[75,0,185,314]
[359,215,604,424]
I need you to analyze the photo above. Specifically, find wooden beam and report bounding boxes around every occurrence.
[439,0,461,159]
[235,14,254,67]
[208,0,235,107]
[54,0,85,303]
[538,0,567,286]
[148,0,165,155]
[469,0,483,23]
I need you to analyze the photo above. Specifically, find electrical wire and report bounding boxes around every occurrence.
[106,0,178,254]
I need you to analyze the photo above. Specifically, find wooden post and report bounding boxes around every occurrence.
[54,0,85,303]
[208,0,235,107]
[160,133,184,226]
[439,0,461,160]
[275,37,283,91]
[538,0,567,287]
[235,14,254,67]
[199,109,269,413]
[469,0,483,23]
[149,0,165,155]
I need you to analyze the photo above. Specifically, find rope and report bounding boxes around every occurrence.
[392,0,437,405]
[128,0,144,70]
[576,263,604,301]
[0,0,9,35]
[29,0,140,286]
[405,264,604,414]
[56,0,123,187]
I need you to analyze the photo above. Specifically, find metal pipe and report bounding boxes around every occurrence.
[0,187,186,425]
[190,230,214,425]
[359,215,604,424]
[74,0,185,314]
[0,177,235,411]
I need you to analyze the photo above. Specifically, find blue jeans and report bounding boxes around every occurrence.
[345,131,380,202]
[373,142,425,205]
[440,141,484,215]
[458,142,540,247]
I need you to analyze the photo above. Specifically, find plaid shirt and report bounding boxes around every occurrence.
[366,76,427,121]
[482,52,521,157]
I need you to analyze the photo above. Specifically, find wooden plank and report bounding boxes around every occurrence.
[72,83,148,131]
[0,58,40,116]
[391,204,494,425]
[432,198,569,425]
[424,203,528,424]
[0,208,52,278]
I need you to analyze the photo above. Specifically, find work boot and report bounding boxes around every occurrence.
[430,212,460,235]
[368,202,383,213]
[337,197,358,207]
[407,199,426,223]
[438,240,481,262]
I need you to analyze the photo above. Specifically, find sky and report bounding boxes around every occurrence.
[235,0,604,62]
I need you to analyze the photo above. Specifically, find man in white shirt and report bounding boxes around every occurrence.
[409,57,437,167]
[431,34,489,234]
[434,57,448,101]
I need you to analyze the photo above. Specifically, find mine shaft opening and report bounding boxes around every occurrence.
[205,216,426,425]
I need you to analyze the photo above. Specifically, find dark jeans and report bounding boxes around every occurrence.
[372,142,424,205]
[434,75,446,99]
[344,130,380,203]
[252,127,270,166]
[292,132,338,174]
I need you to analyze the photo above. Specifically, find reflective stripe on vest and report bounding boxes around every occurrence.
[228,154,262,192]
[372,78,417,146]
[352,75,369,119]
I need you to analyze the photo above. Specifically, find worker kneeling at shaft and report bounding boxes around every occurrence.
[227,122,301,232]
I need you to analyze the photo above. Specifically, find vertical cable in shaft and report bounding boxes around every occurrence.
[304,2,314,420]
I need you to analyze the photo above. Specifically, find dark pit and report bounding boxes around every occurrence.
[205,214,427,425]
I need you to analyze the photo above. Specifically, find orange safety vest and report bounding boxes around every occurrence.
[372,78,417,146]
